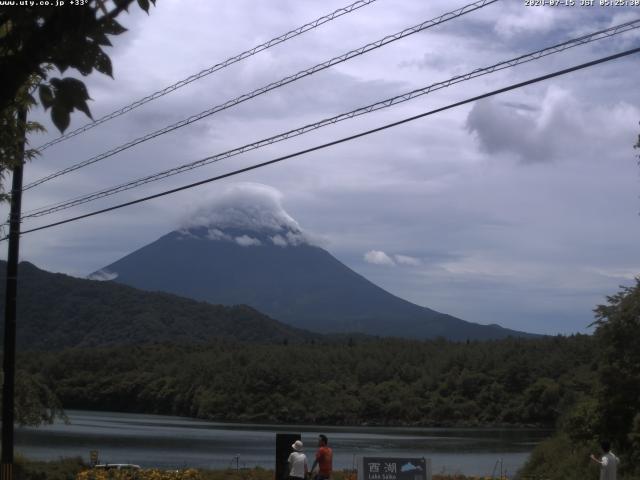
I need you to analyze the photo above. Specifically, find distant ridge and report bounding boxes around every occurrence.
[0,261,312,350]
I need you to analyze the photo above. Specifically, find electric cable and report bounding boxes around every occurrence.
[23,0,498,191]
[34,0,380,152]
[9,45,639,240]
[21,18,640,219]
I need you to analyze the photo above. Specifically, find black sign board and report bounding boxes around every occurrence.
[275,433,301,480]
[361,457,429,480]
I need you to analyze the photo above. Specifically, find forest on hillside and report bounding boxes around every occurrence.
[0,261,312,350]
[21,335,593,428]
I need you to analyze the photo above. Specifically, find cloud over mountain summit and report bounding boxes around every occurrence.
[180,183,311,247]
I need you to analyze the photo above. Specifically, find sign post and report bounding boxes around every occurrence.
[275,433,301,480]
[358,457,432,480]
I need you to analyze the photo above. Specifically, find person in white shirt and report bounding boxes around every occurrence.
[590,440,620,480]
[287,440,309,480]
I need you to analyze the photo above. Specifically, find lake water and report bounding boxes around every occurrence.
[16,410,549,477]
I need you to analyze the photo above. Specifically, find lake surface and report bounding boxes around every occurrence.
[16,410,549,477]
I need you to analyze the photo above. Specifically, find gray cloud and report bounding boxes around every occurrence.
[395,254,422,266]
[364,250,396,266]
[183,182,303,233]
[466,87,639,164]
[235,235,262,247]
[87,269,118,281]
[466,98,553,162]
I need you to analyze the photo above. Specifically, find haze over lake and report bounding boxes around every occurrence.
[16,410,548,477]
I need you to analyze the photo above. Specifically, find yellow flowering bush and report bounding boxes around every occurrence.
[76,468,201,480]
[76,468,504,480]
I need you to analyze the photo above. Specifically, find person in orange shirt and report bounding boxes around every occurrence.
[311,434,333,480]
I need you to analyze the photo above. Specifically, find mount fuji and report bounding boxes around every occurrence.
[91,185,533,340]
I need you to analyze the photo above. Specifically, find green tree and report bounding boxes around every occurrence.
[0,0,157,425]
[0,370,64,426]
[522,377,561,424]
[0,81,43,201]
[521,279,640,479]
[0,0,156,196]
[591,279,640,458]
[0,0,156,125]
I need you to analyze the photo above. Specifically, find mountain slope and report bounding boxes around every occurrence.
[0,261,312,350]
[94,226,533,341]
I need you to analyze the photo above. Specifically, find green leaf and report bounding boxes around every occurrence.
[51,105,70,133]
[26,93,37,107]
[49,78,62,90]
[137,0,150,13]
[48,77,93,127]
[113,0,132,11]
[39,85,54,110]
[64,78,90,100]
[73,45,96,76]
[92,30,112,47]
[102,19,127,36]
[60,78,93,119]
[94,50,113,77]
[56,77,88,101]
[56,61,70,74]
[74,97,92,120]
[26,121,46,135]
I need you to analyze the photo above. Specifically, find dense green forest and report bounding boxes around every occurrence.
[22,335,593,427]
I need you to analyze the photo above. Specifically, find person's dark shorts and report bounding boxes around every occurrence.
[315,475,330,480]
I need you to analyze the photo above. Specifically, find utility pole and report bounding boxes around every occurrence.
[1,107,27,480]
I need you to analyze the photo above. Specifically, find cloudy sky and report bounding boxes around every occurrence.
[5,0,640,335]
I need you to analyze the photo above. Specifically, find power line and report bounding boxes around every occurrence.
[33,0,380,152]
[11,46,640,240]
[21,18,640,220]
[23,0,498,191]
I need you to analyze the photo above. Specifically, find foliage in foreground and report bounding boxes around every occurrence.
[11,459,503,480]
[0,370,65,426]
[0,1,157,200]
[0,0,156,129]
[518,279,640,479]
[74,468,494,480]
[14,456,85,480]
[76,468,200,480]
[516,434,599,480]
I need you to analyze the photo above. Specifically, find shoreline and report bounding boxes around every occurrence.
[55,408,556,431]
